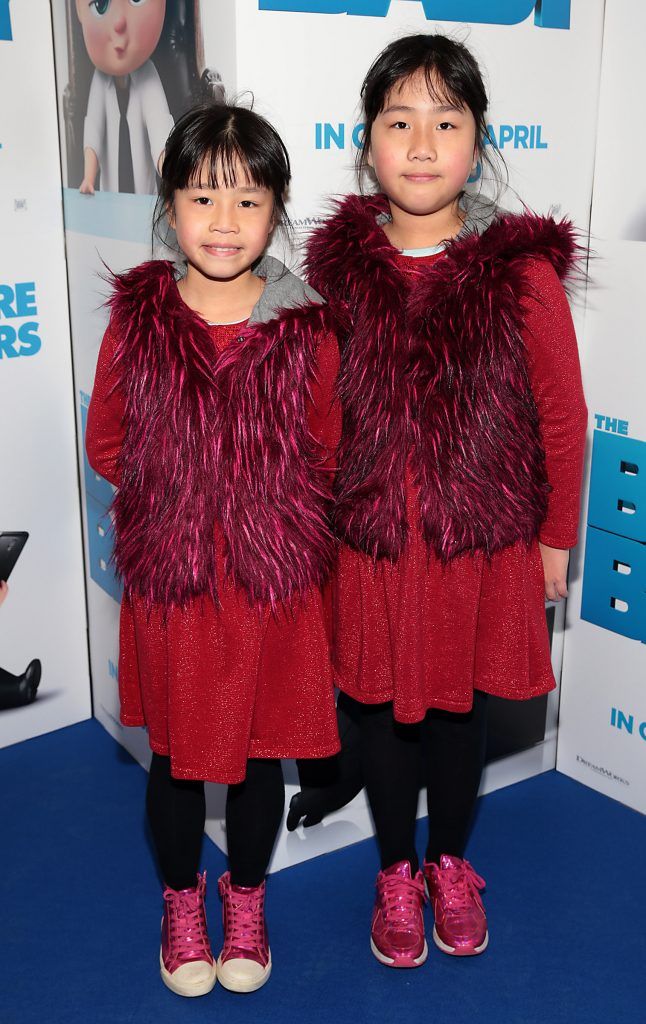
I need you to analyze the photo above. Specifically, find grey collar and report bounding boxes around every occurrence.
[175,254,323,329]
[455,191,499,238]
[375,190,499,247]
[248,254,323,325]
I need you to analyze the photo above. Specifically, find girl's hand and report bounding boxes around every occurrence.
[0,580,8,607]
[79,178,95,196]
[538,542,569,602]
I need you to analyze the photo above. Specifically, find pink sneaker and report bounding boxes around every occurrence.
[424,855,489,956]
[370,860,428,968]
[160,872,216,997]
[217,872,272,992]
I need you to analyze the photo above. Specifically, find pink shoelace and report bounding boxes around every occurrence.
[436,862,486,911]
[223,888,266,957]
[164,887,211,960]
[380,873,426,925]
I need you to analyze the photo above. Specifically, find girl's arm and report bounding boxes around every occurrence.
[307,329,342,474]
[521,258,588,600]
[85,324,126,488]
[307,330,341,635]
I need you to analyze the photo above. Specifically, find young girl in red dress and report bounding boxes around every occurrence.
[306,34,587,968]
[86,104,340,997]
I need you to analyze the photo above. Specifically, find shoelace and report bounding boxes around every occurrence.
[437,862,486,912]
[380,873,426,925]
[224,889,265,953]
[164,889,210,958]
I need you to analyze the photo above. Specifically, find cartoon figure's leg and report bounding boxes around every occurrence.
[287,691,364,830]
[0,660,41,710]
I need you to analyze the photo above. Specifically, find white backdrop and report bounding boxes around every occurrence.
[0,0,90,749]
[50,0,616,871]
[557,0,646,815]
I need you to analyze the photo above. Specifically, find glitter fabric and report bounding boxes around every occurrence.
[86,321,341,783]
[331,253,588,721]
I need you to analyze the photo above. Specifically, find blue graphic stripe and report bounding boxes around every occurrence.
[0,0,12,41]
[63,189,156,243]
[258,1,570,29]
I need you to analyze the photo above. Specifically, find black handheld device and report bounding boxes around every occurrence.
[0,532,29,582]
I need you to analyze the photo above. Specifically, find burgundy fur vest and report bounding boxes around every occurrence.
[107,260,336,610]
[306,193,581,562]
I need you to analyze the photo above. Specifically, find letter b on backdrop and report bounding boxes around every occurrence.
[582,431,646,642]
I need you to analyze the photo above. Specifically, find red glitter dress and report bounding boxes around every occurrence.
[86,321,342,783]
[331,252,588,721]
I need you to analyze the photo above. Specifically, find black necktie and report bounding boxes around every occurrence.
[116,79,134,194]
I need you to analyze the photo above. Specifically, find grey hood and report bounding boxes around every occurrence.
[249,254,324,325]
[375,190,500,244]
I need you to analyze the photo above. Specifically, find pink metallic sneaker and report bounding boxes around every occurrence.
[160,872,216,997]
[370,860,428,968]
[217,872,272,993]
[424,855,489,956]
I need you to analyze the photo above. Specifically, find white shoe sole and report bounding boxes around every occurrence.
[159,950,217,997]
[433,925,489,956]
[216,953,272,993]
[370,936,428,968]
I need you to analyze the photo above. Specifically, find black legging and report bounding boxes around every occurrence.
[146,754,285,891]
[358,692,488,874]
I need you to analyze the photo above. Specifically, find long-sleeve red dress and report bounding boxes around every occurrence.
[331,252,588,722]
[86,320,342,783]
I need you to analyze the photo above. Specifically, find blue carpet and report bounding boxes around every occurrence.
[0,720,644,1024]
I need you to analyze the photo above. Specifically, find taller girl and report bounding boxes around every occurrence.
[307,34,587,968]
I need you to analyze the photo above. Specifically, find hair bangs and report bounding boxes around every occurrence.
[185,133,268,192]
[382,62,467,113]
[420,63,467,111]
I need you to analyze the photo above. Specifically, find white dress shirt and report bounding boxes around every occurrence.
[83,60,174,195]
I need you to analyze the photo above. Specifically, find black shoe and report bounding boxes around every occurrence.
[0,659,42,710]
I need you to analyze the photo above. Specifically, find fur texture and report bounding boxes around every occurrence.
[306,193,584,561]
[106,260,336,610]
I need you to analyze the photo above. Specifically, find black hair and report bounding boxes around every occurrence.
[357,33,505,197]
[153,102,291,250]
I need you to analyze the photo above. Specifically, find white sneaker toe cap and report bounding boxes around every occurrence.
[160,953,216,997]
[217,954,272,993]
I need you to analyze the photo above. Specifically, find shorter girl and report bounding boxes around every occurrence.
[307,34,587,968]
[86,104,341,996]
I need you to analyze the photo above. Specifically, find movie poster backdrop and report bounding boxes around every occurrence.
[51,0,612,868]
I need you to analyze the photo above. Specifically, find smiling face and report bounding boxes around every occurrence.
[169,160,275,285]
[75,0,165,77]
[368,71,478,230]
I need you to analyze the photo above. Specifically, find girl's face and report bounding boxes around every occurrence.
[368,71,478,222]
[75,0,165,77]
[169,160,275,284]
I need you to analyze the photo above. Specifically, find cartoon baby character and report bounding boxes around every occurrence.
[76,0,174,195]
